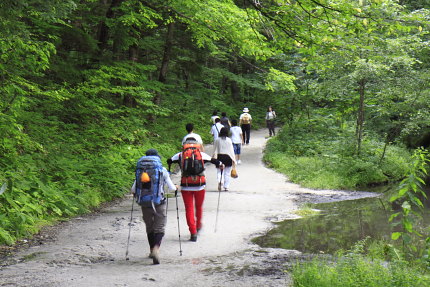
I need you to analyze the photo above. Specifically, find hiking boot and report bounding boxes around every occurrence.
[152,247,160,265]
[190,234,197,242]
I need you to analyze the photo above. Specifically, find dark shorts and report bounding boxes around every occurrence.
[217,154,233,167]
[233,143,241,155]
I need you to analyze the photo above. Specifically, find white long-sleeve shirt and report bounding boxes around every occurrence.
[213,137,237,166]
[210,122,224,141]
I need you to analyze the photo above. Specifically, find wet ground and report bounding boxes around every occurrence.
[0,129,378,287]
[256,194,430,255]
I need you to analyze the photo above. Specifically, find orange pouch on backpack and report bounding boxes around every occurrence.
[181,175,206,187]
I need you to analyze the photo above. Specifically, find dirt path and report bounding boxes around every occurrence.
[0,129,377,287]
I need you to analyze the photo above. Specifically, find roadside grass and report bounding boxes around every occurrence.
[264,123,410,190]
[292,255,430,287]
[291,238,430,287]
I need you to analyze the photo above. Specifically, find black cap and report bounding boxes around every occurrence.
[145,148,160,158]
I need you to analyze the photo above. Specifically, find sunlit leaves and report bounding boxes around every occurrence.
[265,68,296,92]
[171,0,274,58]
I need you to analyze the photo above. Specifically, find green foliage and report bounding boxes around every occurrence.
[1,0,429,250]
[292,238,430,287]
[264,119,410,190]
[389,148,430,266]
[292,255,430,287]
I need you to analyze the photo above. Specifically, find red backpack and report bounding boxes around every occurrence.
[180,141,205,186]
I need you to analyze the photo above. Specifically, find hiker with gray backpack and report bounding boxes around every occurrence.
[130,149,178,265]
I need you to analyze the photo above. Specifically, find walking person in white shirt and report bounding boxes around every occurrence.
[229,119,243,164]
[182,123,204,151]
[213,127,237,191]
[210,117,224,143]
[265,106,276,137]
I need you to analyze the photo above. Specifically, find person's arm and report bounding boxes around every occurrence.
[130,180,136,194]
[202,152,223,168]
[163,169,179,196]
[163,169,176,191]
[163,169,178,190]
[167,152,181,168]
[213,139,219,157]
[227,138,237,165]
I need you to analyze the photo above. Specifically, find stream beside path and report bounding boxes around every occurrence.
[0,129,378,287]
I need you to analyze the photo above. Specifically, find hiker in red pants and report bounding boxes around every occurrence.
[167,140,224,242]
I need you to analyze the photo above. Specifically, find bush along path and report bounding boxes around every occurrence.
[0,129,378,287]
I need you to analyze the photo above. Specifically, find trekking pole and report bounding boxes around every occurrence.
[125,195,135,261]
[214,167,223,233]
[165,191,169,217]
[166,164,172,217]
[169,162,182,256]
[175,192,183,256]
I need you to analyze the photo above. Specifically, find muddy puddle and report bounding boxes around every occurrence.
[254,193,430,254]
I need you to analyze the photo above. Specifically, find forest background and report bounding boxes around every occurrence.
[0,0,429,247]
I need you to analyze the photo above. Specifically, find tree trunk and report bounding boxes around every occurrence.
[356,79,366,155]
[220,76,228,95]
[229,57,240,101]
[183,68,190,91]
[98,0,123,51]
[153,21,174,106]
[122,44,139,107]
[129,44,139,62]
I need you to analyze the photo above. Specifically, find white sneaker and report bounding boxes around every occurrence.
[237,160,241,164]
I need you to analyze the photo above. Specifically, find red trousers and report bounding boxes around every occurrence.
[181,189,205,235]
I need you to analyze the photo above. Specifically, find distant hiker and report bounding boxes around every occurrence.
[266,106,276,137]
[239,107,252,145]
[210,117,224,143]
[219,112,231,133]
[131,149,178,265]
[210,110,220,124]
[181,123,204,151]
[213,127,237,191]
[167,142,224,242]
[229,119,243,164]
